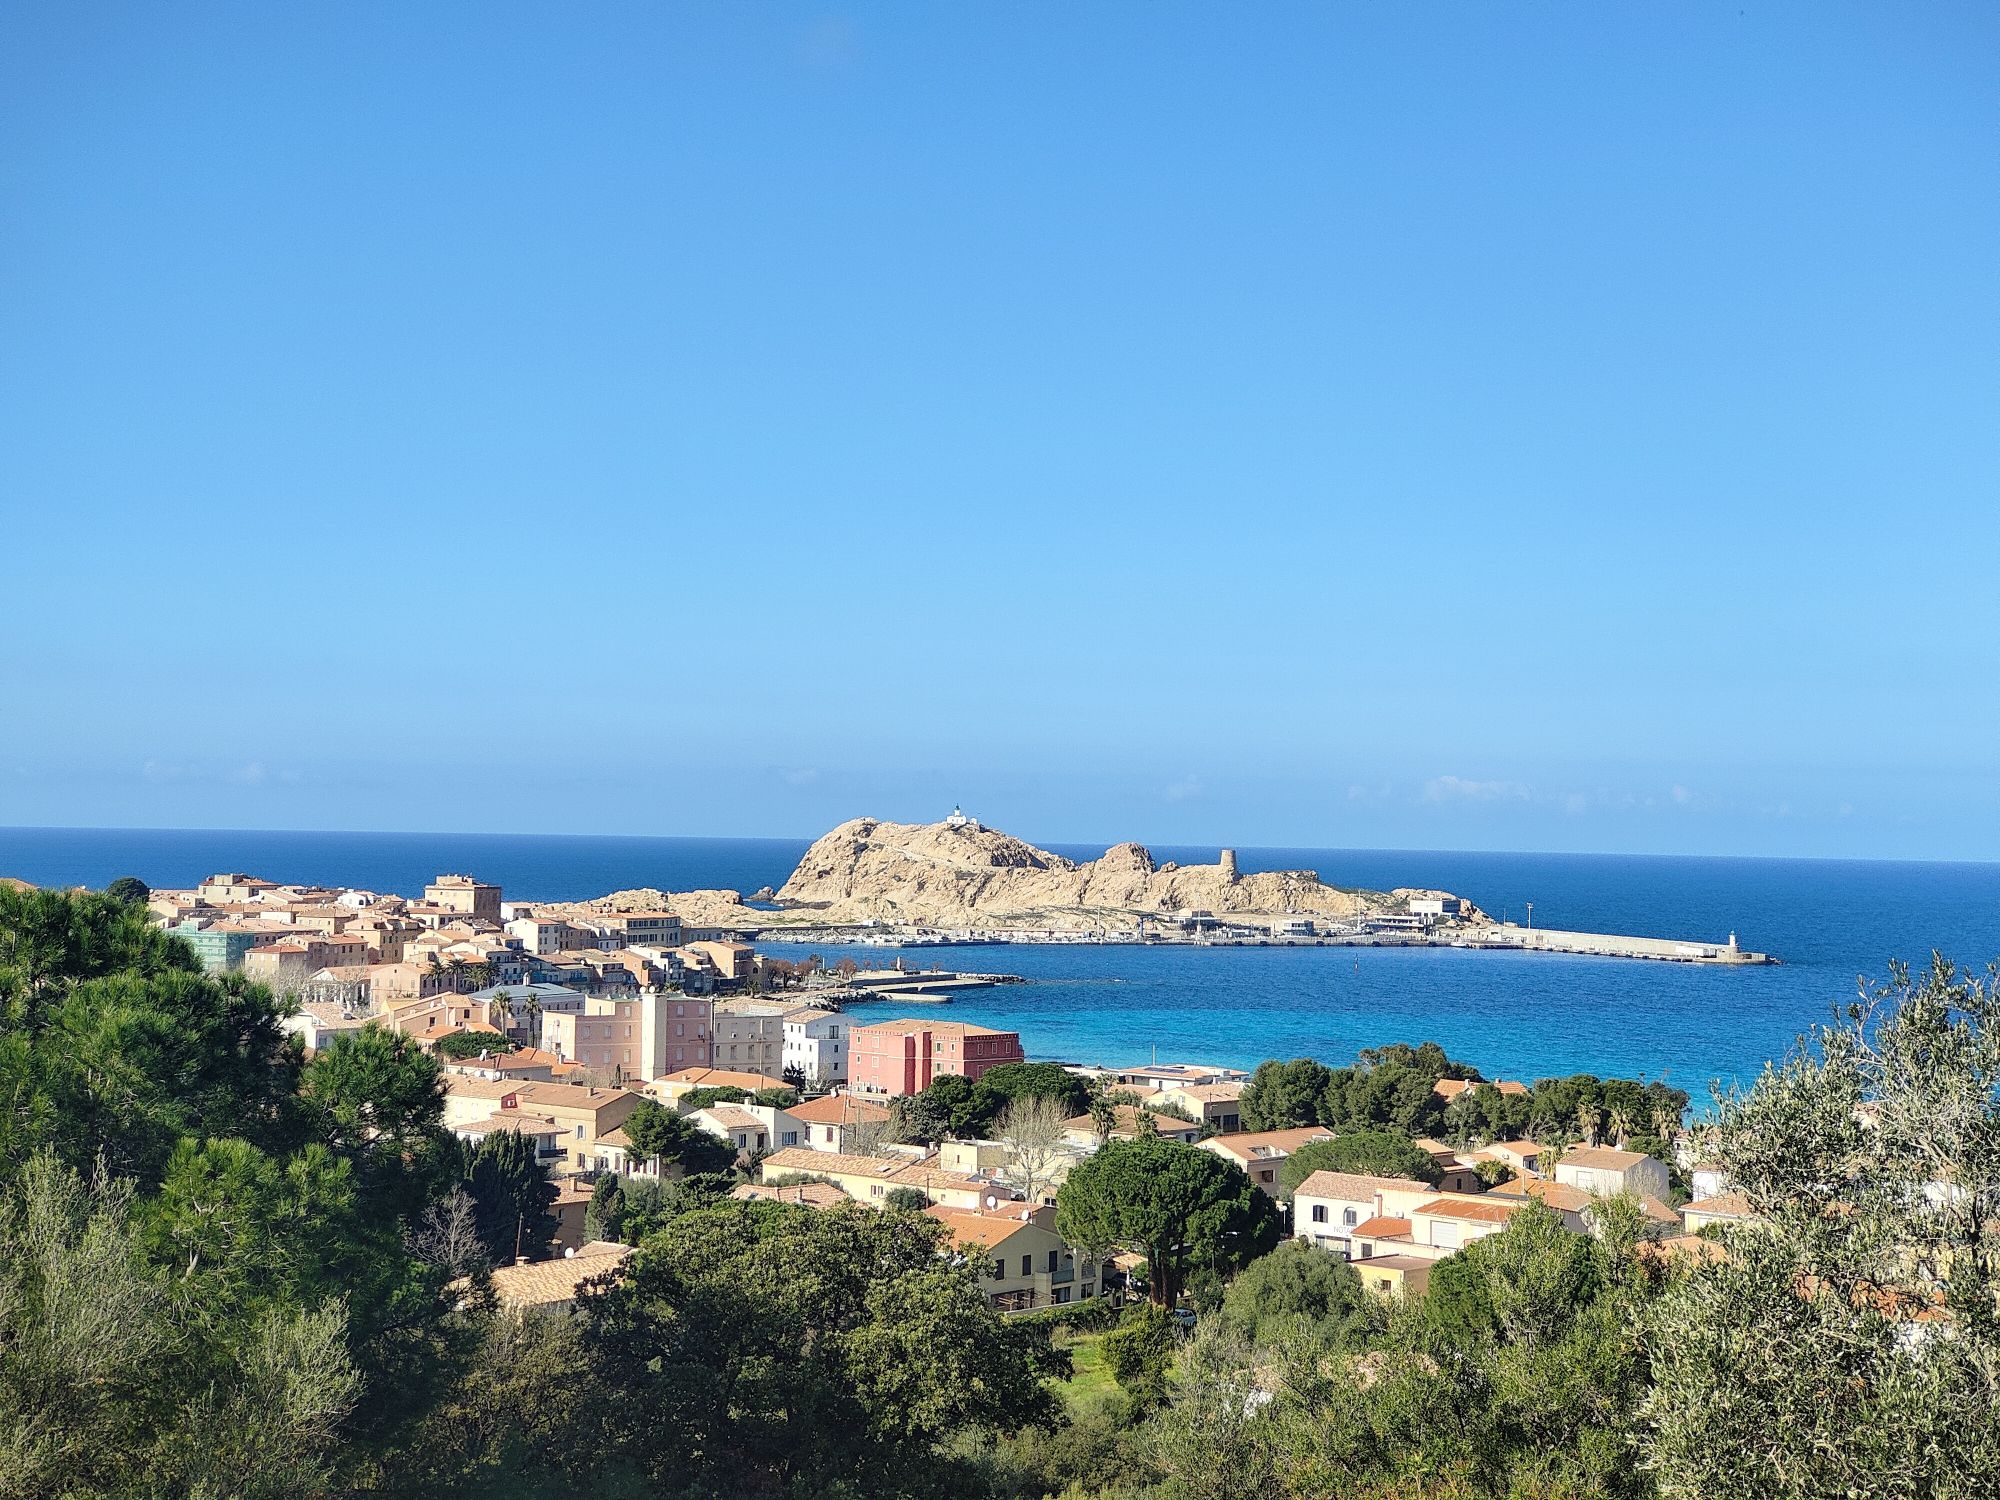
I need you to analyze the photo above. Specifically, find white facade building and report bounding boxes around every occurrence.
[782,1007,848,1084]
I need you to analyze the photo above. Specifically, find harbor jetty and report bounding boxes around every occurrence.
[1455,923,1773,965]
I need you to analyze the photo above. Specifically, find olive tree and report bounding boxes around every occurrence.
[1640,957,2000,1499]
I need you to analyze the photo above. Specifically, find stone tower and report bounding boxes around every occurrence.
[1219,848,1238,883]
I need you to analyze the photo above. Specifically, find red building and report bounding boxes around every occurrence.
[848,1018,1026,1097]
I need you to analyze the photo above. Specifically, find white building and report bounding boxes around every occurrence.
[1292,1171,1441,1257]
[782,1007,848,1084]
[1554,1146,1671,1203]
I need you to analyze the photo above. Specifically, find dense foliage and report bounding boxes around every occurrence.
[0,890,1066,1499]
[1277,1130,1444,1195]
[1056,1137,1279,1305]
[579,1198,1067,1497]
[7,887,1992,1499]
[893,1061,1094,1144]
[1239,1042,1689,1163]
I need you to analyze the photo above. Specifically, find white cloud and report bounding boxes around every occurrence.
[1422,775,1530,804]
[1163,774,1203,803]
[781,767,821,788]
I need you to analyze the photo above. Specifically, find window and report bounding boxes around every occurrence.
[782,1131,798,1147]
[1311,1204,1327,1224]
[1343,1207,1358,1226]
[1020,1254,1032,1277]
[1047,1250,1059,1273]
[1054,1287,1071,1304]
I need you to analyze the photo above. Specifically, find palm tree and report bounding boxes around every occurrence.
[1606,1105,1633,1149]
[489,990,515,1032]
[522,991,543,1043]
[1576,1100,1602,1148]
[1651,1103,1682,1149]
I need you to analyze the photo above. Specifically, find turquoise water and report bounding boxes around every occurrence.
[5,826,1997,1093]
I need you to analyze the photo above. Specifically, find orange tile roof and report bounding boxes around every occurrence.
[925,1205,1044,1249]
[1489,1176,1592,1213]
[486,1241,631,1308]
[660,1066,776,1089]
[788,1093,892,1126]
[1412,1196,1523,1224]
[1203,1126,1334,1160]
[733,1181,847,1208]
[1353,1215,1412,1238]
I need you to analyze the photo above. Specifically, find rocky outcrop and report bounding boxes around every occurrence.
[767,816,1455,932]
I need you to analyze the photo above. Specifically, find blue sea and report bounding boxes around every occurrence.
[5,826,1998,1098]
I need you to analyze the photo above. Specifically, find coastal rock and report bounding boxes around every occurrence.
[769,816,1450,932]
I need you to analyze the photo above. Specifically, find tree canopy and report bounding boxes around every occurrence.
[579,1198,1064,1495]
[1277,1130,1444,1196]
[1056,1136,1278,1306]
[620,1098,737,1177]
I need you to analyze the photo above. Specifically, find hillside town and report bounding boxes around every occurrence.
[138,868,1761,1318]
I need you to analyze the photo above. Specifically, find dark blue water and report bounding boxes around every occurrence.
[6,827,1996,1095]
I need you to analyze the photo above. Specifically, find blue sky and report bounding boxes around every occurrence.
[2,4,1996,859]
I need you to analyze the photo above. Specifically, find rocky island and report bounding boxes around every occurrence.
[768,814,1467,934]
[555,812,1771,963]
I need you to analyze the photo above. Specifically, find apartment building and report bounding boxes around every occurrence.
[781,1007,848,1084]
[848,1019,1026,1097]
[537,990,713,1082]
[423,875,503,924]
[712,1000,788,1079]
[925,1203,1104,1313]
[1197,1126,1337,1194]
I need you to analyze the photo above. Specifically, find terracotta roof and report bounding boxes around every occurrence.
[1157,1082,1245,1102]
[1562,1146,1653,1171]
[733,1181,847,1208]
[514,1081,642,1114]
[849,1017,1014,1038]
[443,1076,519,1100]
[701,1105,767,1131]
[888,1160,994,1195]
[1488,1176,1592,1213]
[1639,1234,1729,1266]
[925,1206,1041,1250]
[1412,1196,1523,1224]
[458,1110,561,1138]
[1640,1194,1682,1225]
[1203,1126,1335,1161]
[1295,1170,1432,1202]
[1355,1253,1433,1272]
[1353,1215,1412,1239]
[1061,1104,1198,1139]
[660,1067,776,1089]
[761,1145,903,1180]
[487,1241,631,1308]
[788,1093,892,1126]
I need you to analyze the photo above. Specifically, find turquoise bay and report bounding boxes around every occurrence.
[4,827,1997,1092]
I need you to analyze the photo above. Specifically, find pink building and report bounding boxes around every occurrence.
[848,1019,1026,1097]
